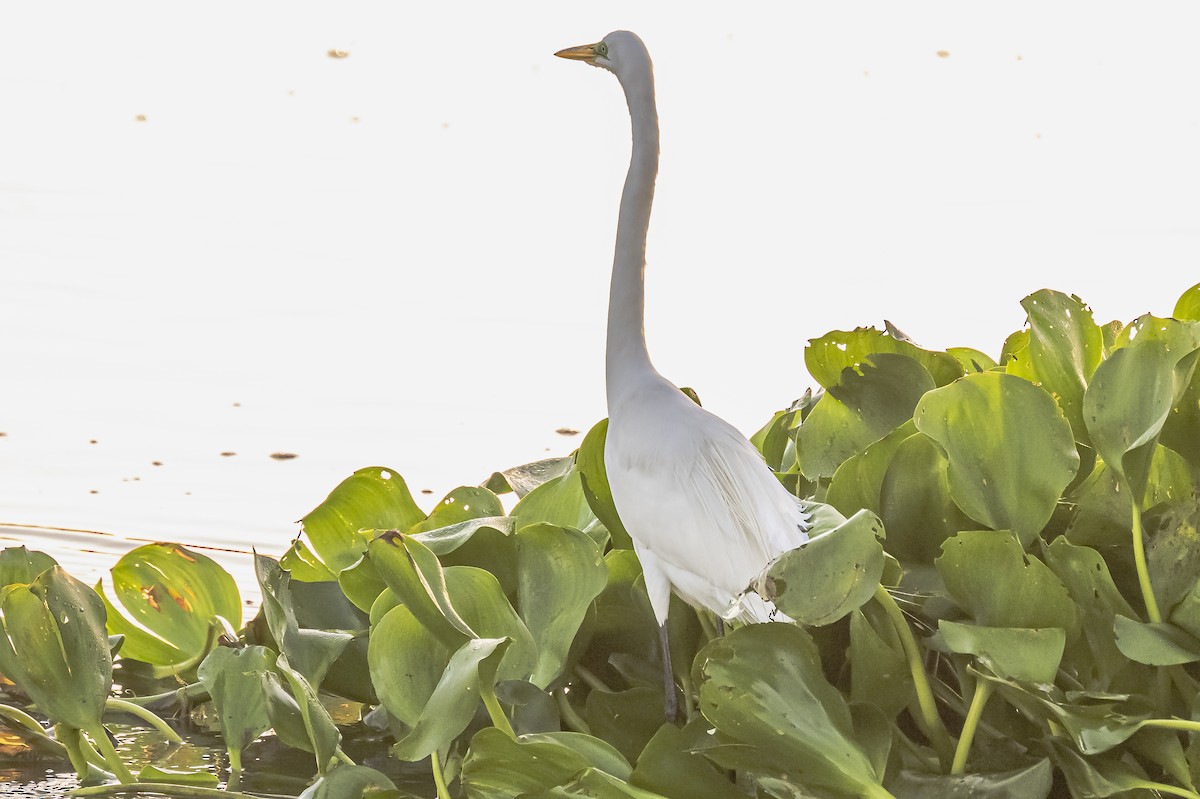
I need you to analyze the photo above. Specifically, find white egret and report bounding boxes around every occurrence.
[556,31,810,719]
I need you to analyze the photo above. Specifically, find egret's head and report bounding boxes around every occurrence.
[555,31,650,81]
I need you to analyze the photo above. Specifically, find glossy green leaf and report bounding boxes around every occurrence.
[764,509,885,626]
[444,566,537,683]
[695,624,884,797]
[527,768,670,799]
[367,604,450,729]
[301,467,426,573]
[1041,537,1137,687]
[368,532,476,649]
[878,432,974,564]
[849,607,913,718]
[256,553,352,688]
[391,637,509,762]
[939,621,1065,683]
[1147,498,1200,610]
[134,766,221,787]
[915,371,1080,546]
[410,485,504,533]
[511,468,599,538]
[485,456,574,498]
[268,654,342,772]
[1176,282,1200,320]
[297,765,400,799]
[1112,616,1200,665]
[1085,319,1200,501]
[947,346,999,373]
[0,566,111,731]
[1051,739,1188,798]
[577,419,635,550]
[197,645,277,769]
[0,546,57,588]
[887,758,1052,799]
[806,326,963,389]
[796,354,935,479]
[515,523,607,688]
[826,420,916,518]
[937,531,1079,635]
[584,687,663,765]
[461,727,631,799]
[1016,290,1105,445]
[98,542,241,667]
[280,538,338,583]
[591,549,656,659]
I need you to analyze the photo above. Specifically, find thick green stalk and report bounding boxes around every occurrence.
[85,724,134,785]
[951,679,994,774]
[873,585,955,768]
[104,698,181,743]
[555,689,591,734]
[56,725,94,783]
[480,681,516,739]
[70,784,284,798]
[1131,500,1162,622]
[431,749,452,799]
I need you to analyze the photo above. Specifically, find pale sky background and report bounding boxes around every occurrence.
[1,3,1198,579]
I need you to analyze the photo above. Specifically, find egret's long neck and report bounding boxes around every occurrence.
[606,65,661,406]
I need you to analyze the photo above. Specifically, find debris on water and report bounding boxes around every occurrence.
[937,50,950,58]
[152,461,163,467]
[220,452,236,457]
[134,114,147,122]
[556,427,580,436]
[327,49,350,59]
[270,452,298,461]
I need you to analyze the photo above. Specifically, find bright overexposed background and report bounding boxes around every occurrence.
[1,3,1197,582]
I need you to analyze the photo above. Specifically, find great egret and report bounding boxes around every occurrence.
[556,31,810,719]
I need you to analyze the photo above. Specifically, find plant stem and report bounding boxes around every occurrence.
[1131,499,1162,622]
[56,725,94,782]
[431,749,452,799]
[873,585,955,768]
[555,689,591,734]
[85,724,134,784]
[105,698,182,743]
[480,682,516,739]
[1139,718,1200,735]
[574,664,612,693]
[951,679,993,774]
[334,746,356,766]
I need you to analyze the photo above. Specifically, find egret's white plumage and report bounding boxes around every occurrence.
[557,31,809,713]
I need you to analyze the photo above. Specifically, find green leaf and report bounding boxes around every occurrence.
[527,768,670,798]
[368,532,476,649]
[1176,282,1200,320]
[268,654,343,772]
[947,346,999,374]
[878,432,974,564]
[516,524,607,688]
[1147,498,1200,610]
[577,420,635,550]
[391,637,509,762]
[796,354,936,479]
[0,567,111,731]
[301,467,426,573]
[1085,319,1200,501]
[410,486,504,533]
[98,542,241,667]
[485,456,574,498]
[1112,616,1200,665]
[0,546,57,588]
[806,326,963,389]
[444,566,538,683]
[849,608,913,718]
[591,549,657,659]
[1050,739,1188,798]
[1041,537,1138,687]
[584,688,663,765]
[197,645,277,767]
[764,509,886,626]
[826,420,916,518]
[1016,290,1106,445]
[461,727,631,799]
[695,624,884,797]
[367,604,450,729]
[135,766,220,787]
[297,765,400,799]
[280,538,338,583]
[938,621,1065,683]
[937,531,1079,634]
[256,553,352,688]
[887,758,1052,799]
[915,371,1080,546]
[511,469,600,540]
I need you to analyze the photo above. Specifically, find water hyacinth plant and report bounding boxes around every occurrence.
[0,282,1197,798]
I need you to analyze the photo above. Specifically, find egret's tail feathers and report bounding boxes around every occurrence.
[725,589,793,625]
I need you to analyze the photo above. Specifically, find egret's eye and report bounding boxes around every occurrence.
[594,42,609,58]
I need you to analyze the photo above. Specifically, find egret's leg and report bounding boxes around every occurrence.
[715,616,725,637]
[658,623,678,722]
